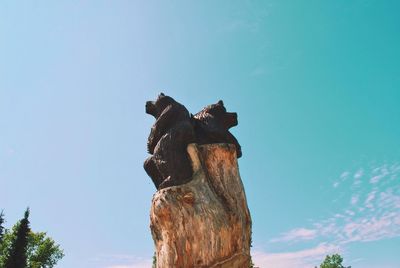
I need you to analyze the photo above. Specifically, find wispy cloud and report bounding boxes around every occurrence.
[270,228,317,243]
[354,168,364,179]
[252,243,340,268]
[106,261,152,268]
[342,212,400,243]
[350,194,359,205]
[90,254,153,268]
[340,171,350,180]
[271,163,400,245]
[365,190,376,209]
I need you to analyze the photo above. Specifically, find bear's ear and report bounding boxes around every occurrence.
[217,100,224,106]
[159,92,165,97]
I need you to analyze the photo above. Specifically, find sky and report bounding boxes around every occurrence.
[1,1,399,267]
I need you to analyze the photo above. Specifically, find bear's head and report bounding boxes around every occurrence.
[200,100,238,130]
[145,93,176,118]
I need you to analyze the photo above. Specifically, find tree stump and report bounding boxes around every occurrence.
[150,143,252,268]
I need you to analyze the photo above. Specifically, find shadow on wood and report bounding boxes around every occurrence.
[150,143,252,268]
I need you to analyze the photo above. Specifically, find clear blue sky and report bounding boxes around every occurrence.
[1,1,399,267]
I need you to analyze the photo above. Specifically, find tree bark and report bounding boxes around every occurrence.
[150,143,252,268]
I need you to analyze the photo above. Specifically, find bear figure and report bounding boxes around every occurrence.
[144,93,196,189]
[192,100,242,158]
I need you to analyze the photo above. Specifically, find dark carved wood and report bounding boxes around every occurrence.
[144,94,242,189]
[191,100,242,158]
[144,93,195,189]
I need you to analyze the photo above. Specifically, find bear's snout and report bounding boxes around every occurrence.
[226,112,238,128]
[146,101,157,117]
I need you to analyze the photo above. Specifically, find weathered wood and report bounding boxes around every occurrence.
[150,143,252,268]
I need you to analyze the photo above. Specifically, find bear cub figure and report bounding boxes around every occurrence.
[192,100,242,158]
[144,93,195,189]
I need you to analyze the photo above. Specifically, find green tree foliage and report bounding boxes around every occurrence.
[152,252,156,268]
[0,210,4,244]
[249,230,257,268]
[4,208,31,268]
[0,210,5,260]
[1,222,18,267]
[0,209,64,268]
[27,232,64,268]
[318,254,351,268]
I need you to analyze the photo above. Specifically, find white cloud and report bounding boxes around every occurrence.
[350,194,359,205]
[90,254,153,268]
[271,228,317,243]
[379,189,400,209]
[370,175,384,184]
[354,169,364,179]
[106,260,152,268]
[342,213,400,243]
[271,163,400,245]
[345,210,355,216]
[340,171,350,180]
[351,168,364,187]
[369,165,389,184]
[252,243,340,268]
[365,190,377,209]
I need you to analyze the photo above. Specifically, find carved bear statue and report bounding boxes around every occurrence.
[192,100,242,158]
[144,93,196,189]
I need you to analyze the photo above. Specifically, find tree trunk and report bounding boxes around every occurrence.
[150,143,252,268]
